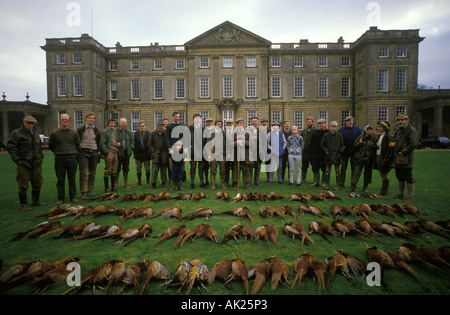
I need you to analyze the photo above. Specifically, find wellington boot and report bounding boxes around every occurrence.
[310,172,320,187]
[19,192,32,211]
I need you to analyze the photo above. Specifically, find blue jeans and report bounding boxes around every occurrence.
[268,155,283,183]
[55,157,78,201]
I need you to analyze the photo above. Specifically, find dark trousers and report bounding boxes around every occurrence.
[170,164,183,181]
[340,152,356,186]
[55,157,77,201]
[152,162,168,185]
[395,168,414,184]
[311,154,326,173]
[302,153,313,174]
[281,151,289,181]
[351,160,373,187]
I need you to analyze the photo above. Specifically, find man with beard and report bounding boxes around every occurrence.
[391,114,419,203]
[310,119,329,187]
[349,125,376,193]
[300,116,316,183]
[281,120,292,183]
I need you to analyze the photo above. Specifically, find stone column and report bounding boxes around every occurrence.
[433,105,443,136]
[2,111,9,146]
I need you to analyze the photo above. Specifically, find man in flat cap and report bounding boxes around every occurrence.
[232,118,252,189]
[7,115,45,210]
[148,120,169,189]
[249,116,262,186]
[188,113,206,188]
[224,118,235,187]
[391,113,419,202]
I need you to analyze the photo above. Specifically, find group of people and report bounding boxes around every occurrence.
[6,110,419,211]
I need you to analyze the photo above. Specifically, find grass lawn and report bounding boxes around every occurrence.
[0,150,449,295]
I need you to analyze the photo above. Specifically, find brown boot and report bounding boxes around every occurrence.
[404,197,414,203]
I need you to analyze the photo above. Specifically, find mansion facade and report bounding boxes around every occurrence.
[41,21,425,133]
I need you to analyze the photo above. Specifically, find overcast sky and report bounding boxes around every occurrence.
[1,0,449,104]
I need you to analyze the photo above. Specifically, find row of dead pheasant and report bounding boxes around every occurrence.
[91,190,341,203]
[35,201,424,225]
[11,216,450,249]
[2,244,449,294]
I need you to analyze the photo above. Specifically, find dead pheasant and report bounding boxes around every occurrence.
[140,260,170,295]
[309,221,332,244]
[283,222,315,247]
[38,221,91,239]
[255,224,279,248]
[11,221,61,241]
[269,257,289,291]
[291,253,311,289]
[330,205,354,218]
[117,262,146,295]
[249,258,271,295]
[92,224,152,246]
[62,259,121,295]
[152,225,187,247]
[104,260,127,295]
[181,207,214,221]
[177,224,218,248]
[146,207,182,220]
[216,206,254,224]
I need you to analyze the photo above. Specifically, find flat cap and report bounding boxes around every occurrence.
[396,113,408,120]
[271,121,280,126]
[234,118,244,124]
[344,116,354,121]
[317,118,326,123]
[23,115,37,123]
[377,121,390,131]
[260,118,268,122]
[226,119,234,124]
[205,117,213,122]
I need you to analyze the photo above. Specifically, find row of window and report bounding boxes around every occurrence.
[119,77,351,100]
[55,45,409,69]
[56,69,407,99]
[60,106,407,133]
